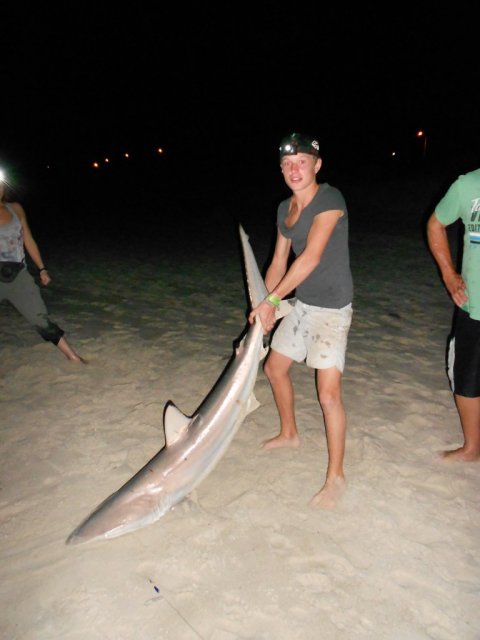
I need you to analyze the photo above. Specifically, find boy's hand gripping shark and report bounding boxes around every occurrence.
[67,226,272,545]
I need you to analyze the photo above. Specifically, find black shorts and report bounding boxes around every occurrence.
[448,308,480,397]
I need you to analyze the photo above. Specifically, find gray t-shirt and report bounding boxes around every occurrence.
[277,183,353,308]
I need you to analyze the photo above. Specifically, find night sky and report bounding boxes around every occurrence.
[2,4,479,231]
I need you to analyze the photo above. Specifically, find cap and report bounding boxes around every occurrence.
[279,133,320,160]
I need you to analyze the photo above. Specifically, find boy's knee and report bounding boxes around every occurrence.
[264,360,284,385]
[264,359,276,381]
[318,389,342,411]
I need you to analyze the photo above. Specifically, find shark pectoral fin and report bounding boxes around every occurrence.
[164,402,191,446]
[246,391,260,415]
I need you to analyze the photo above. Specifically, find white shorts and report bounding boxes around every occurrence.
[271,299,352,372]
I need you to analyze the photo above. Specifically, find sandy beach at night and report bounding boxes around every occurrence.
[1,172,479,640]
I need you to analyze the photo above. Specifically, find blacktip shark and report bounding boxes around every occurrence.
[67,225,269,545]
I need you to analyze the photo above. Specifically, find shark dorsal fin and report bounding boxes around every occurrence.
[164,402,191,446]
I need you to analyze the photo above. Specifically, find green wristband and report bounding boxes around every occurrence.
[265,293,281,308]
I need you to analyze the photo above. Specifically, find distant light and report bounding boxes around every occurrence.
[0,169,5,182]
[124,153,129,158]
[391,151,396,157]
[104,158,110,163]
[157,148,164,154]
[92,162,100,169]
[46,165,51,170]
[417,130,427,158]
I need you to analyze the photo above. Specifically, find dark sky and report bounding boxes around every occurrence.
[2,4,479,177]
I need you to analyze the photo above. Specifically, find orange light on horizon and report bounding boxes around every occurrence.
[416,130,427,158]
[157,148,164,154]
[92,162,100,169]
[124,153,129,158]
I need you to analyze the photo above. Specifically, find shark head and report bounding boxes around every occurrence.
[66,485,175,545]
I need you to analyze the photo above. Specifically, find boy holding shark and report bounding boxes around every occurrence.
[249,133,353,509]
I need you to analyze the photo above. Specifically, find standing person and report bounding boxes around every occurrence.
[427,168,480,461]
[0,175,84,362]
[249,133,353,508]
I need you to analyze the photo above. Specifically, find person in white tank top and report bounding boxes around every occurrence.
[0,178,84,362]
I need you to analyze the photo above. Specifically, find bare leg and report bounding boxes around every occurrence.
[261,350,300,449]
[438,394,480,461]
[310,367,346,509]
[56,336,86,363]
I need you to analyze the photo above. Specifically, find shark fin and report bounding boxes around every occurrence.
[246,391,260,415]
[164,402,191,446]
[239,225,268,308]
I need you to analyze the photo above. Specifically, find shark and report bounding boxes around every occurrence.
[66,225,269,545]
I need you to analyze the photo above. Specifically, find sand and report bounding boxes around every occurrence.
[1,218,479,640]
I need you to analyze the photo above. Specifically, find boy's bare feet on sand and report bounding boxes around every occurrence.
[260,433,301,450]
[435,447,480,462]
[309,477,346,509]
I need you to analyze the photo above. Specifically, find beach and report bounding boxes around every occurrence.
[1,179,479,640]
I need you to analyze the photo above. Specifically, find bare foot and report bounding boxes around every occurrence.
[57,337,86,363]
[259,434,301,450]
[64,351,87,364]
[435,448,480,462]
[309,477,346,509]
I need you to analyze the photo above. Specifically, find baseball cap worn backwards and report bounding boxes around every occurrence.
[279,133,320,160]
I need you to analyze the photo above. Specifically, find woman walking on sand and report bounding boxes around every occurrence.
[0,174,84,362]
